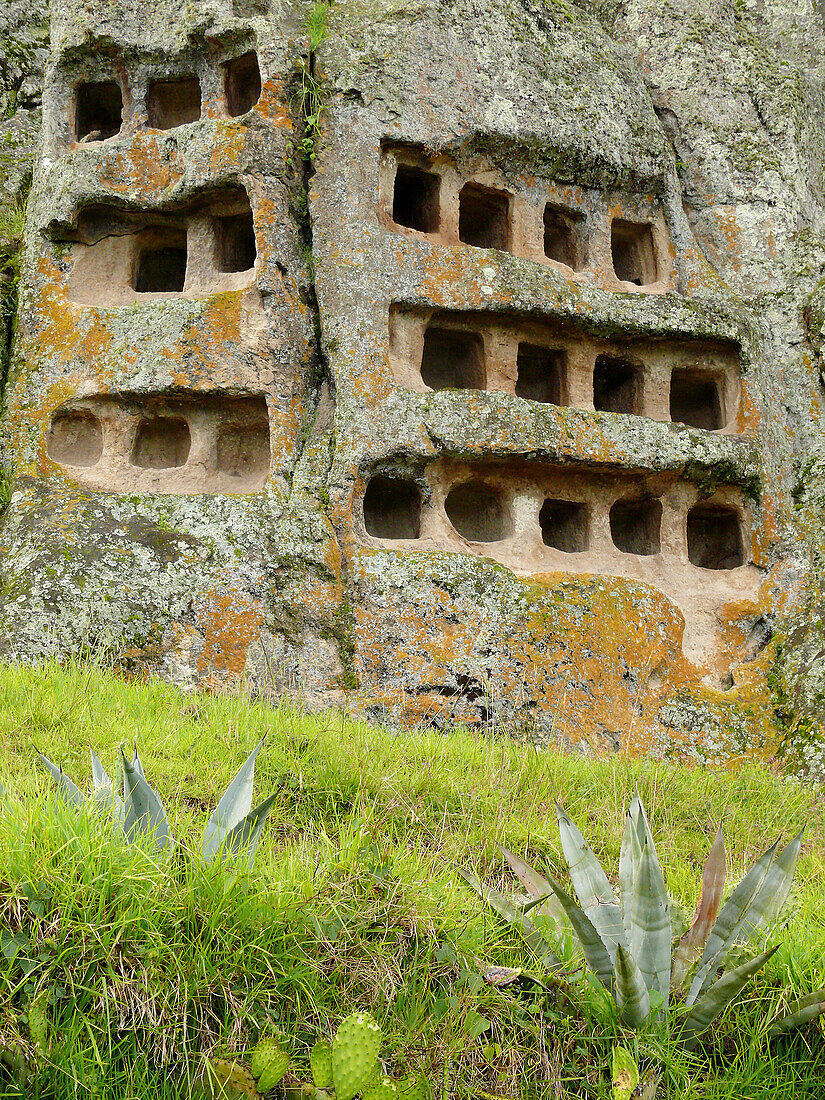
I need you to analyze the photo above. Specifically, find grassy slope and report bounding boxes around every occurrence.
[0,661,824,1099]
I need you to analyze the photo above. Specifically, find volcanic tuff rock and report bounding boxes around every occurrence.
[2,0,825,770]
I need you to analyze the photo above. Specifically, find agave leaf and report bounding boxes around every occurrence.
[541,870,615,990]
[456,867,561,967]
[121,748,171,852]
[557,806,626,962]
[768,989,825,1035]
[131,745,145,778]
[619,795,644,938]
[202,736,266,860]
[627,837,671,1007]
[671,824,725,994]
[736,831,802,942]
[686,838,780,1005]
[614,943,651,1028]
[90,747,110,791]
[680,945,779,1048]
[213,792,278,867]
[498,845,571,928]
[37,752,85,807]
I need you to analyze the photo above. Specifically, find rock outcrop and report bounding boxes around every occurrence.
[2,0,825,769]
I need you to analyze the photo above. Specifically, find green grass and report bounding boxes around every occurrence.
[0,660,824,1098]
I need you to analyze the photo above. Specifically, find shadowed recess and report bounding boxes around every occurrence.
[445,481,511,542]
[364,477,422,539]
[539,498,589,552]
[75,81,122,141]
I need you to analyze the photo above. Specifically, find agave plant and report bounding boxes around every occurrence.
[461,792,825,1045]
[37,738,277,864]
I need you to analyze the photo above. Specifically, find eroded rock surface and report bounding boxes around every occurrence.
[2,0,825,769]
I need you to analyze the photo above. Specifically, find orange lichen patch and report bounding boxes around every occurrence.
[708,207,744,272]
[194,585,265,676]
[256,79,293,129]
[103,135,187,195]
[736,384,760,434]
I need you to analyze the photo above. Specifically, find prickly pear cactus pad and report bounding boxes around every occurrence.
[3,0,825,768]
[250,1038,289,1092]
[310,1040,333,1089]
[331,1013,382,1100]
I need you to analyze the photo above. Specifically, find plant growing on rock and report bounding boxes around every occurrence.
[36,738,276,864]
[461,792,825,1045]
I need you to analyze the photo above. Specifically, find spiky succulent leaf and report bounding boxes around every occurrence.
[614,943,651,1028]
[686,838,780,1005]
[90,747,110,791]
[218,793,277,866]
[768,988,825,1035]
[671,824,725,994]
[456,867,561,967]
[202,737,266,860]
[310,1040,333,1088]
[557,806,626,962]
[627,837,671,1007]
[680,945,779,1048]
[37,752,84,807]
[736,832,802,942]
[611,1045,639,1100]
[131,745,145,778]
[332,1013,382,1100]
[121,748,171,852]
[619,796,644,939]
[498,845,570,928]
[541,871,615,990]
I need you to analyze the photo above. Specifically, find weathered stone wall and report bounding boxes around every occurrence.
[2,0,825,770]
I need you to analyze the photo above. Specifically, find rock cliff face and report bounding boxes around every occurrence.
[2,0,825,769]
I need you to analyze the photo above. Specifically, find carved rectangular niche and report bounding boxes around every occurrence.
[46,393,271,494]
[361,458,753,591]
[75,81,123,142]
[61,187,256,306]
[147,77,201,129]
[388,305,742,429]
[223,52,262,117]
[378,143,674,292]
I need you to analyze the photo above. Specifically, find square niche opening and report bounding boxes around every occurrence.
[610,497,662,555]
[539,499,589,553]
[445,480,511,543]
[515,344,566,405]
[392,164,440,233]
[217,419,270,482]
[224,52,262,117]
[458,183,511,251]
[132,417,191,469]
[47,409,103,467]
[420,326,485,390]
[611,219,658,286]
[216,211,256,272]
[670,369,724,430]
[363,476,421,539]
[687,504,744,569]
[593,354,643,414]
[75,81,122,141]
[147,77,201,129]
[544,203,585,270]
[134,234,187,293]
